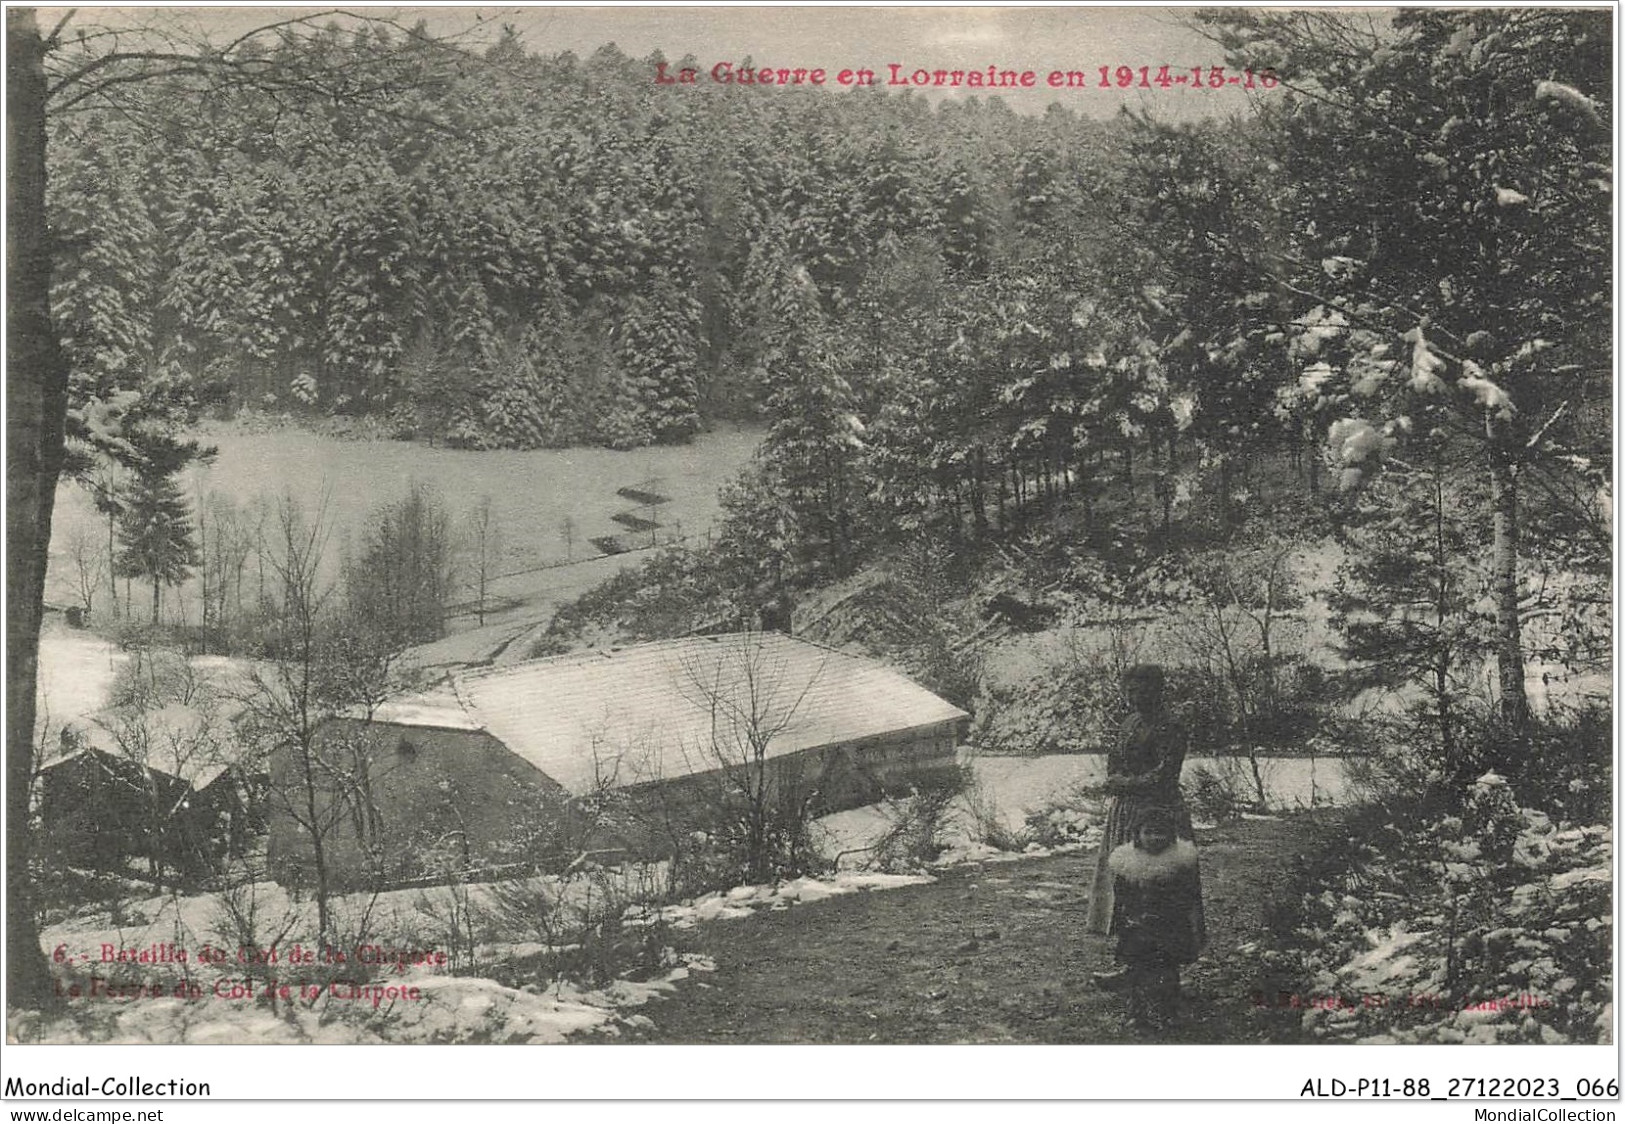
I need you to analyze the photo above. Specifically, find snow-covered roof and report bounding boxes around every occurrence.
[371,633,968,796]
[368,684,483,732]
[41,703,250,791]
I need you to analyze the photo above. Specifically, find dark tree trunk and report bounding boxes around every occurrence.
[1432,469,1457,769]
[1488,421,1530,739]
[106,505,120,620]
[969,447,987,540]
[1308,441,1321,498]
[7,7,67,1009]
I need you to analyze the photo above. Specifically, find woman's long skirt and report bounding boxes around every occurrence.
[1086,794,1206,948]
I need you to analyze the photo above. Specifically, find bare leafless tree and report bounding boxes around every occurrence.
[97,658,232,888]
[465,494,500,627]
[233,495,396,945]
[60,518,105,620]
[670,636,827,885]
[1180,542,1305,803]
[196,492,255,645]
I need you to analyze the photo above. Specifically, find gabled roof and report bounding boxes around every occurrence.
[41,703,248,791]
[382,633,966,796]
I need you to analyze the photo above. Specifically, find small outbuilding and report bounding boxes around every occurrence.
[267,632,969,888]
[38,706,262,884]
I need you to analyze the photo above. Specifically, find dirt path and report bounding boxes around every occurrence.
[619,811,1344,1044]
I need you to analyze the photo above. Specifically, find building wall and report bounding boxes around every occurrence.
[805,717,966,810]
[266,719,569,890]
[608,718,965,857]
[38,751,234,882]
[267,715,966,887]
[40,754,155,871]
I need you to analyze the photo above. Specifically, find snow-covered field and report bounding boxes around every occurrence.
[34,618,129,735]
[45,420,761,633]
[966,751,1353,818]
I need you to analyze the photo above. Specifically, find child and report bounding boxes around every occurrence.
[1106,806,1203,1029]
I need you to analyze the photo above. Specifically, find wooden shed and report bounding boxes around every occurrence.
[267,633,969,888]
[38,707,261,884]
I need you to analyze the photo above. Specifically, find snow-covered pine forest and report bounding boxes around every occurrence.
[8,8,1612,1046]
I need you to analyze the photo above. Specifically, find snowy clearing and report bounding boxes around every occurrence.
[46,420,761,635]
[35,618,128,735]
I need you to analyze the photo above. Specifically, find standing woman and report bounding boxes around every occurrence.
[1087,665,1205,974]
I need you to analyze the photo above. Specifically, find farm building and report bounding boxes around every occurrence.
[38,706,264,884]
[267,632,970,888]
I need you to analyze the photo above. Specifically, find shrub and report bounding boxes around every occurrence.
[1335,696,1471,817]
[482,863,677,992]
[31,864,153,929]
[650,769,834,899]
[1282,778,1612,1045]
[209,879,303,1002]
[107,644,205,710]
[486,873,563,948]
[1488,701,1610,822]
[413,874,486,975]
[959,775,1028,852]
[1184,763,1249,824]
[1021,781,1103,849]
[869,792,953,872]
[545,546,744,646]
[1161,650,1331,759]
[868,763,972,872]
[976,620,1144,756]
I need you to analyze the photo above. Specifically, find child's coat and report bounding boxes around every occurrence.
[1107,837,1199,882]
[1108,838,1204,965]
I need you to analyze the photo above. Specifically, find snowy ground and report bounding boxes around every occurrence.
[966,752,1353,818]
[30,868,937,1045]
[816,751,1357,871]
[1283,810,1613,1047]
[26,621,1369,1044]
[34,618,129,737]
